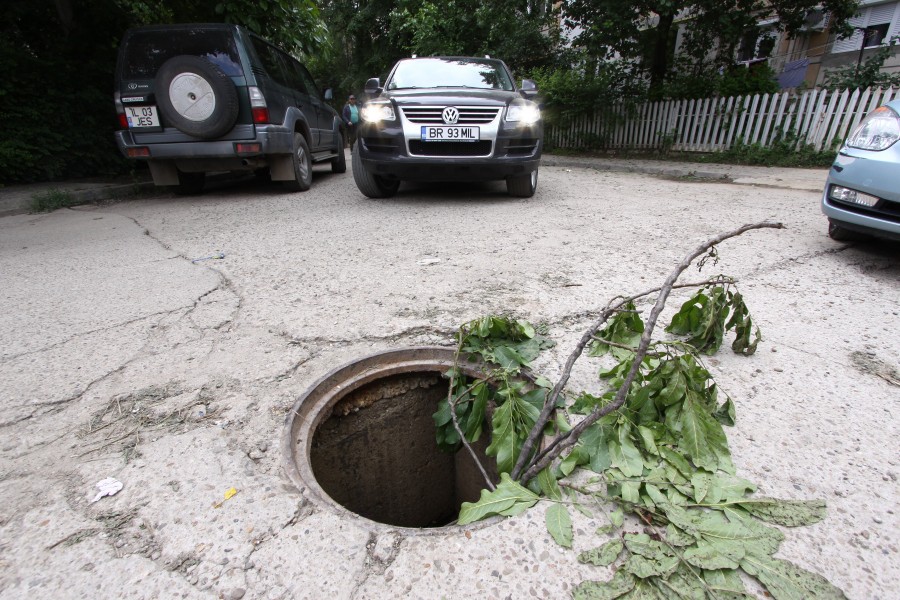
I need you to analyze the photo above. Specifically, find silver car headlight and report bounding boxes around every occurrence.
[361,102,396,123]
[846,106,900,151]
[506,103,540,125]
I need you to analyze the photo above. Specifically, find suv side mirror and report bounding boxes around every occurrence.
[519,79,538,99]
[324,88,334,101]
[364,77,382,96]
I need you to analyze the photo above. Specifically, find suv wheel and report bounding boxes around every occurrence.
[155,55,239,139]
[507,170,538,198]
[332,141,347,174]
[352,148,400,198]
[284,133,313,192]
[175,171,205,195]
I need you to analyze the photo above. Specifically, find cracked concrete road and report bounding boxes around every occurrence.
[1,157,898,600]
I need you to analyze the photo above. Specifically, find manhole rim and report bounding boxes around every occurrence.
[281,346,526,534]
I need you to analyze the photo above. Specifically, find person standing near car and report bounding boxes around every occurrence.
[342,94,360,151]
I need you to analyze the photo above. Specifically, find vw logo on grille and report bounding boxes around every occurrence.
[441,107,459,124]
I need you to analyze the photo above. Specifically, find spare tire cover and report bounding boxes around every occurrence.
[155,55,239,139]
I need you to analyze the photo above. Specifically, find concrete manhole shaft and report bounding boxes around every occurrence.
[283,347,524,531]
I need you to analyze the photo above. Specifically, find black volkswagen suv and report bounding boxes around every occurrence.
[114,23,345,194]
[352,57,543,198]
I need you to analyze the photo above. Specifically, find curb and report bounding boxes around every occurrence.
[0,181,156,218]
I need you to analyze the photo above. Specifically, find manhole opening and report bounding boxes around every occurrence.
[310,371,497,528]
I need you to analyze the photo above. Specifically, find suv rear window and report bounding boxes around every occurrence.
[386,58,514,91]
[121,28,244,79]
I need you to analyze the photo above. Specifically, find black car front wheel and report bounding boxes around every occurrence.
[507,169,538,198]
[352,150,399,198]
[155,55,239,139]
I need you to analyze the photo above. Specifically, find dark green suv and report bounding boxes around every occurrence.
[114,23,345,194]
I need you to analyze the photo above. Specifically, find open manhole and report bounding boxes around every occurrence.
[282,347,524,530]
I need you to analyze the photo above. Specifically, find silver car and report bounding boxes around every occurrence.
[821,98,900,241]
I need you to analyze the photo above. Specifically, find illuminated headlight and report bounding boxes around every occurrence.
[829,185,879,207]
[361,102,395,122]
[846,106,899,151]
[506,103,540,125]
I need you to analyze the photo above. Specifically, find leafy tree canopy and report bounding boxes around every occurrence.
[562,0,861,89]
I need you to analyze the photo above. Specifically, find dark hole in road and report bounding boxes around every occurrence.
[309,371,496,528]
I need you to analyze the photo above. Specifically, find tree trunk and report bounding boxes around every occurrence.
[649,11,676,91]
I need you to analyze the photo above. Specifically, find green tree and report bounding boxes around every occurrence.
[311,0,564,111]
[562,0,860,92]
[823,36,900,90]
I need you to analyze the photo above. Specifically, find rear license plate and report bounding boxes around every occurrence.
[125,105,160,128]
[420,126,479,142]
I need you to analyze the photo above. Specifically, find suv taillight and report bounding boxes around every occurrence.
[113,91,128,129]
[249,86,269,124]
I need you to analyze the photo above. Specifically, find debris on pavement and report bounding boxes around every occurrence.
[191,251,225,263]
[212,487,238,509]
[90,477,123,503]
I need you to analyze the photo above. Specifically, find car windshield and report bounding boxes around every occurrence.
[122,29,244,79]
[386,58,514,91]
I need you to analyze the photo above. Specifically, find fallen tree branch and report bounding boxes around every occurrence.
[514,223,782,483]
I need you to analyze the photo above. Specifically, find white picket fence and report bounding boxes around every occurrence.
[546,86,900,153]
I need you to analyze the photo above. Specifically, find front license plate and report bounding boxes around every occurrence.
[125,105,160,128]
[420,126,479,142]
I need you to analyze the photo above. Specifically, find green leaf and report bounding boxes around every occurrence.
[491,345,526,370]
[703,568,749,600]
[545,504,573,548]
[609,509,624,527]
[573,570,636,600]
[621,481,641,504]
[657,566,707,600]
[537,467,563,501]
[579,539,624,566]
[678,394,724,472]
[609,425,644,478]
[623,553,679,579]
[740,553,846,599]
[714,397,736,426]
[738,498,827,527]
[696,508,784,555]
[464,382,488,441]
[659,446,692,480]
[485,400,518,474]
[665,523,698,547]
[457,473,538,525]
[691,472,712,503]
[636,425,659,456]
[682,539,743,570]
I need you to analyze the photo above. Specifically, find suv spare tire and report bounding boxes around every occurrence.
[155,55,239,139]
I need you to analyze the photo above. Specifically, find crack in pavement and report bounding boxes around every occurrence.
[350,532,403,600]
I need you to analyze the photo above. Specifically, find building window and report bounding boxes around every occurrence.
[863,23,890,48]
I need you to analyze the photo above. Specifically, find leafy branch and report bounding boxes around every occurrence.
[435,221,848,599]
[513,223,779,483]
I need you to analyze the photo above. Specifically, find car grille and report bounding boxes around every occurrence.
[401,106,500,125]
[409,141,492,157]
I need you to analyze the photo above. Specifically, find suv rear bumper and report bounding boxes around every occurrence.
[114,124,295,159]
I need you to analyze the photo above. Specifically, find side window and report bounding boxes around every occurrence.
[250,38,288,86]
[296,64,322,101]
[276,51,310,95]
